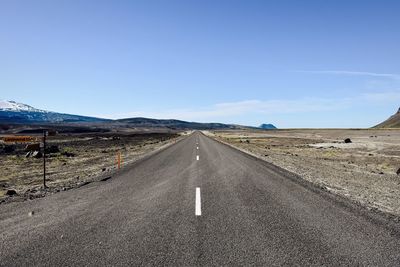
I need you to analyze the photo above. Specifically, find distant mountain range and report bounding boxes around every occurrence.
[374,107,400,128]
[116,117,240,130]
[0,100,276,130]
[0,100,110,124]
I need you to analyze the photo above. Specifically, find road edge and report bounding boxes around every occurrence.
[203,132,400,234]
[0,133,190,205]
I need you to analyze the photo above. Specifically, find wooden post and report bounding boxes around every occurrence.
[116,152,121,170]
[118,152,121,169]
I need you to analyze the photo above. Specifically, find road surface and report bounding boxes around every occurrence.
[1,132,399,266]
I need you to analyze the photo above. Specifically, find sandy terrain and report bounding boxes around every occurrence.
[0,131,182,203]
[206,129,400,217]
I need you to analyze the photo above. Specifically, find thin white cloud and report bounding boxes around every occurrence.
[362,90,400,102]
[296,70,400,79]
[97,97,352,121]
[96,90,400,122]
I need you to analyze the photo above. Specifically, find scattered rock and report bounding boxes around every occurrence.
[6,189,17,196]
[28,211,35,216]
[246,140,250,143]
[61,151,75,157]
[26,150,41,158]
[26,151,43,158]
[396,168,400,175]
[368,153,373,156]
[25,143,40,152]
[33,151,43,158]
[46,145,60,154]
[344,138,352,143]
[3,145,16,154]
[102,168,106,172]
[379,171,384,175]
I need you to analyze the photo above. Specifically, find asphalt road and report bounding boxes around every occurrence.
[1,132,400,266]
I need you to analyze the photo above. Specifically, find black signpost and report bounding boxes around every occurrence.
[42,130,57,188]
[43,130,47,188]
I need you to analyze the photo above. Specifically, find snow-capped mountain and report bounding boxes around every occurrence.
[0,100,48,113]
[0,100,109,124]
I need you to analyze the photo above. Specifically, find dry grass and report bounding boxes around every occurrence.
[0,132,180,201]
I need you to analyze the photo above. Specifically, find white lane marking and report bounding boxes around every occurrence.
[195,187,201,216]
[196,155,199,161]
[196,146,199,150]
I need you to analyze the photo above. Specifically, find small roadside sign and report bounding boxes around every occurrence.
[3,136,36,143]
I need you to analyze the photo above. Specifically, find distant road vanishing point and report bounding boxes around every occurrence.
[1,132,399,266]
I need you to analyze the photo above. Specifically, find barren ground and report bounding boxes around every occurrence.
[0,131,182,203]
[206,129,400,217]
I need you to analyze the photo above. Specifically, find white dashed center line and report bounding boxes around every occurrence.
[196,155,199,161]
[195,187,201,216]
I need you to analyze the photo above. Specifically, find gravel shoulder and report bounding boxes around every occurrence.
[0,131,186,204]
[204,129,400,218]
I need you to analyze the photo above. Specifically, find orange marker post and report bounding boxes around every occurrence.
[116,151,121,170]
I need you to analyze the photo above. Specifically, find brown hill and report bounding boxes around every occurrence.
[374,107,400,128]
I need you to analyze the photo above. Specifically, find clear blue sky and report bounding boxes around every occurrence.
[1,0,399,128]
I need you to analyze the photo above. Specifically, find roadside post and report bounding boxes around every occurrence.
[117,151,121,170]
[2,132,57,189]
[42,130,57,188]
[42,130,48,188]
